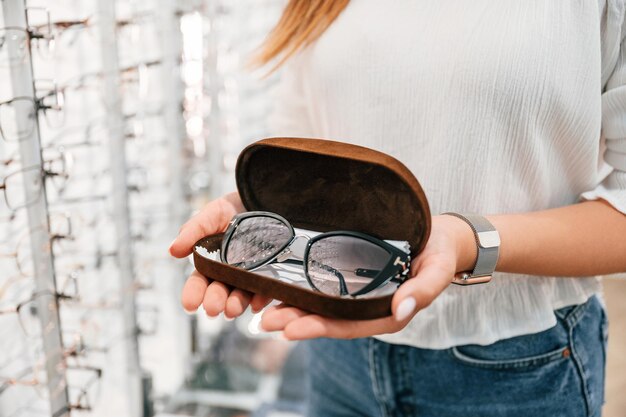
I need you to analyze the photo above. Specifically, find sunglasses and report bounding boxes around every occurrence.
[220,211,411,297]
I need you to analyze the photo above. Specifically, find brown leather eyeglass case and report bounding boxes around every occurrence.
[193,137,431,320]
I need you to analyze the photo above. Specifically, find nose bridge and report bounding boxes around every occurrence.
[289,234,310,259]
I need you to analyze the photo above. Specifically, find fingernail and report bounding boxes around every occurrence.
[223,315,234,322]
[395,297,416,322]
[183,306,196,315]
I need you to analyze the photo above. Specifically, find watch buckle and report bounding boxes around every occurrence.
[452,272,492,285]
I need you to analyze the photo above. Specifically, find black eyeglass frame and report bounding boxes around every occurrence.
[220,211,411,297]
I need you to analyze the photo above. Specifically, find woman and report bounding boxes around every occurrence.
[170,1,626,416]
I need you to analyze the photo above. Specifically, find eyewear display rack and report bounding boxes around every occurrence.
[0,0,194,416]
[1,0,285,415]
[203,0,223,201]
[97,1,143,416]
[2,0,70,415]
[156,0,192,369]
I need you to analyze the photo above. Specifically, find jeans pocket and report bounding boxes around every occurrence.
[450,301,580,371]
[450,344,570,370]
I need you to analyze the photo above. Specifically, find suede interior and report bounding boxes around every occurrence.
[193,137,432,319]
[236,137,431,256]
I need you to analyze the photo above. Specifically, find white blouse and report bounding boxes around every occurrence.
[267,0,626,349]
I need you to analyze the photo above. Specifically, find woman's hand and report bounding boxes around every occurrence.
[260,215,476,340]
[169,192,273,318]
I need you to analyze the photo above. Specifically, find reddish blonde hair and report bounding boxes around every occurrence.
[252,0,350,71]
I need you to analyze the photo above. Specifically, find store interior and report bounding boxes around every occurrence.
[0,0,302,416]
[0,1,625,416]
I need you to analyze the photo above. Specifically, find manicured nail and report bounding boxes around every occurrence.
[183,306,196,315]
[223,315,234,322]
[395,297,416,321]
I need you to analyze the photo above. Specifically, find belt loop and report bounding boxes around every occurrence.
[559,295,595,329]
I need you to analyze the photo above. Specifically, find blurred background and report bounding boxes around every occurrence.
[0,0,624,416]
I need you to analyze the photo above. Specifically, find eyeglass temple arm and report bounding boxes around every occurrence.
[280,259,405,287]
[355,268,404,284]
[276,258,350,295]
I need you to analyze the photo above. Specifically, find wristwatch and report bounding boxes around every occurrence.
[441,212,500,285]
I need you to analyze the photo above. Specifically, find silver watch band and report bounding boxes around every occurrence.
[441,212,500,284]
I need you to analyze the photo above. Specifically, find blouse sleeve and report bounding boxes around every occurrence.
[267,52,313,138]
[579,6,626,213]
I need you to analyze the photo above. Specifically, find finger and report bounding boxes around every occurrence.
[282,315,399,340]
[181,270,209,313]
[250,294,273,313]
[224,289,253,318]
[260,306,309,331]
[409,253,425,277]
[392,261,453,321]
[169,199,229,258]
[203,281,231,317]
[263,302,290,314]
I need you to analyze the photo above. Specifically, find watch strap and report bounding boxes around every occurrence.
[463,214,499,276]
[441,212,500,284]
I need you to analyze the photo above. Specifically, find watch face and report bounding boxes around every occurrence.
[477,230,500,248]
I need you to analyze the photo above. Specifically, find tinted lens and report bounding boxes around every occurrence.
[307,235,391,296]
[225,216,292,269]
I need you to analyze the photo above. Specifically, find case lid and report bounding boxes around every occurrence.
[235,137,431,256]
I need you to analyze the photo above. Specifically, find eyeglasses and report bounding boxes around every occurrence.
[0,7,92,68]
[0,63,162,144]
[220,211,411,297]
[0,212,73,278]
[0,86,64,142]
[0,331,104,389]
[53,58,162,111]
[0,364,102,416]
[0,151,70,212]
[60,365,102,415]
[0,232,39,279]
[0,285,77,339]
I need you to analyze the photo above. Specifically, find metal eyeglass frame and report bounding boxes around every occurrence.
[220,211,411,297]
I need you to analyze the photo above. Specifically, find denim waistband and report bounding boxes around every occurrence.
[554,294,597,328]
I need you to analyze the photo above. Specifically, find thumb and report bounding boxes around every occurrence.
[169,199,230,258]
[391,260,452,322]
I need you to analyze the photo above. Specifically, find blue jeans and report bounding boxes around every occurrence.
[305,295,608,417]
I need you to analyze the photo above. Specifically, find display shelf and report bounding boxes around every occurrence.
[1,0,70,415]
